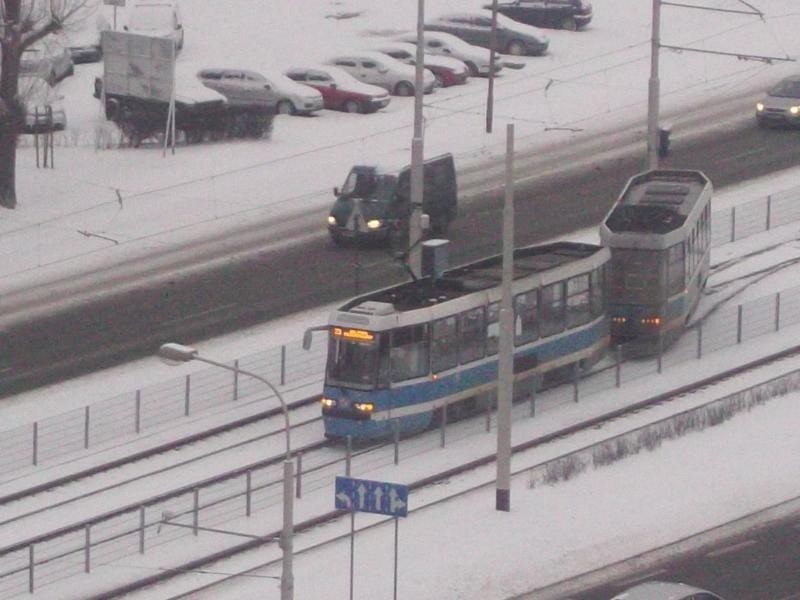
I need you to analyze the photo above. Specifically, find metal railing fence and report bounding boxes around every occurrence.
[3,273,800,596]
[3,186,800,594]
[3,183,800,479]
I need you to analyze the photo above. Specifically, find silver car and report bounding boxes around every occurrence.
[325,51,436,96]
[756,74,800,128]
[610,580,725,600]
[197,68,324,115]
[395,31,501,78]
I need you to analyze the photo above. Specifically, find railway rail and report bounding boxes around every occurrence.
[4,338,796,600]
[113,342,800,600]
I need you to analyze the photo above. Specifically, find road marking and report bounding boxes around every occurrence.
[706,538,758,558]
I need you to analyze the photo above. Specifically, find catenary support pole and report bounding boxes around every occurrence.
[496,123,514,512]
[647,0,661,170]
[408,0,426,277]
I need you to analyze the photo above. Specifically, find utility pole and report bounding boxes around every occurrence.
[646,0,660,170]
[496,123,514,512]
[646,0,789,170]
[486,0,498,133]
[408,0,425,278]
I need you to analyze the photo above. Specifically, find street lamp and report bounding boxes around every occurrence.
[157,342,294,600]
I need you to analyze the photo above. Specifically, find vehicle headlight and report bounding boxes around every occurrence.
[366,219,382,230]
[791,106,800,115]
[327,215,337,226]
[321,397,337,409]
[756,102,764,112]
[354,402,374,414]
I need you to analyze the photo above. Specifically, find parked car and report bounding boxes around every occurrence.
[610,581,725,600]
[325,51,436,96]
[19,76,67,133]
[489,0,593,31]
[284,65,391,114]
[64,14,110,64]
[196,67,324,115]
[395,31,501,78]
[756,74,800,128]
[20,38,74,85]
[369,41,469,87]
[125,0,184,51]
[425,11,549,56]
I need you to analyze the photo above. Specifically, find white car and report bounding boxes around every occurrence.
[125,0,184,51]
[19,76,67,133]
[325,51,436,96]
[197,67,324,115]
[20,38,74,85]
[64,13,110,64]
[395,31,501,77]
[369,41,470,87]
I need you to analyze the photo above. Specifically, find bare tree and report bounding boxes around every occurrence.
[0,0,97,208]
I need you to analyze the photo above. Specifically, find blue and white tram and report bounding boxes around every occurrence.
[319,241,610,440]
[599,169,712,348]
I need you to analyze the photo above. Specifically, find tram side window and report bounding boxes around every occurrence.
[486,302,500,356]
[566,274,591,328]
[539,281,565,337]
[514,290,538,345]
[431,316,459,373]
[390,324,430,382]
[459,306,486,364]
[668,242,685,296]
[590,266,604,317]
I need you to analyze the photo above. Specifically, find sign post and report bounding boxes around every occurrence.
[335,476,409,600]
[103,0,126,30]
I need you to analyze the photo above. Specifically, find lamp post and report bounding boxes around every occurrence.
[158,342,294,600]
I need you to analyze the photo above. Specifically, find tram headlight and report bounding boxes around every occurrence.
[320,396,337,409]
[365,219,382,230]
[755,102,764,112]
[791,106,800,115]
[353,402,374,414]
[327,215,337,226]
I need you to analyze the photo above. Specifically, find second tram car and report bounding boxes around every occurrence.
[599,169,712,349]
[317,241,610,440]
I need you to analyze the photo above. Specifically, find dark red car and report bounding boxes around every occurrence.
[371,42,469,87]
[285,65,392,114]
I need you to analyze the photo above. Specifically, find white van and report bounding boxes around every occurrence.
[126,0,184,51]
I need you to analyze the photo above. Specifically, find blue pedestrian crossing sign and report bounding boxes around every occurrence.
[335,476,409,517]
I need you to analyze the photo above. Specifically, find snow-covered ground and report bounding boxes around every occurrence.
[3,0,799,291]
[3,164,800,600]
[4,0,800,598]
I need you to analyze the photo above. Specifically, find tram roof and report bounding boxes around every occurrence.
[604,169,710,234]
[342,242,603,313]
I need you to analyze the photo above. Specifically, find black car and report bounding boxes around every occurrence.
[425,11,549,56]
[487,0,592,31]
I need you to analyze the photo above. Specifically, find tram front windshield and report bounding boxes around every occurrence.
[609,248,665,305]
[327,330,383,388]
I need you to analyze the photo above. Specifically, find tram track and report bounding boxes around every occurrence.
[0,397,329,549]
[94,341,800,600]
